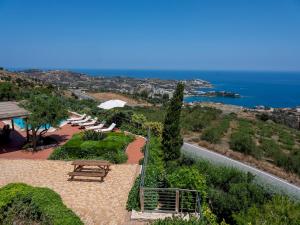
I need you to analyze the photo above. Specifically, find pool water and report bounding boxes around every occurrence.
[13,118,66,130]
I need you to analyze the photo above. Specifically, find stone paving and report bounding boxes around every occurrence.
[0,159,140,225]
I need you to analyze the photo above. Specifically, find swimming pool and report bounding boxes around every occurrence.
[13,118,66,130]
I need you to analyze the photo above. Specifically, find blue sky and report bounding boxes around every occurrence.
[0,0,300,71]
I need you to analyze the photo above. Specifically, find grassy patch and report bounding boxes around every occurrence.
[181,106,222,132]
[201,115,233,143]
[259,138,280,157]
[278,130,295,148]
[49,131,133,163]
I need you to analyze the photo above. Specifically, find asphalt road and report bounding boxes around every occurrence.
[182,142,300,200]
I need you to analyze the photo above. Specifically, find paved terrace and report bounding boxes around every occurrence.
[0,159,140,225]
[0,121,81,159]
[0,121,146,224]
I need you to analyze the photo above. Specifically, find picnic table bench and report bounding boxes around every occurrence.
[68,160,111,182]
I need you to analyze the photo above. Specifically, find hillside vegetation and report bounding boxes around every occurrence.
[113,105,300,183]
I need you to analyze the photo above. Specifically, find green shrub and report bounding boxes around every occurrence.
[259,138,280,157]
[132,113,147,128]
[49,135,84,160]
[274,151,290,169]
[229,119,258,156]
[297,132,300,142]
[80,140,116,156]
[146,137,165,186]
[144,121,163,137]
[273,149,300,176]
[48,146,67,160]
[257,123,274,138]
[201,128,220,143]
[63,136,83,151]
[179,156,272,224]
[0,183,83,225]
[82,130,106,141]
[290,149,300,175]
[151,207,229,225]
[106,110,132,127]
[230,132,256,155]
[181,106,221,132]
[102,149,128,164]
[278,130,294,147]
[167,167,207,198]
[201,116,231,143]
[105,132,134,146]
[126,176,141,211]
[234,195,300,225]
[166,167,207,212]
[151,217,207,225]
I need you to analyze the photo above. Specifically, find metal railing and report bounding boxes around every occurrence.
[140,187,201,214]
[139,129,202,215]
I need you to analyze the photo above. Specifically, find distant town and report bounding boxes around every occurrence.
[15,69,215,98]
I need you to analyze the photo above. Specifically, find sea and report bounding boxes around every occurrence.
[12,68,300,108]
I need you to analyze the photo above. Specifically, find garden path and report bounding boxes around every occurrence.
[126,136,145,164]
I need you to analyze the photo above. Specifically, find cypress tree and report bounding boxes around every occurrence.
[162,82,184,161]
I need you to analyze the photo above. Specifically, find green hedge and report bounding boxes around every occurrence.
[126,137,165,211]
[0,183,83,225]
[49,132,133,163]
[126,175,141,211]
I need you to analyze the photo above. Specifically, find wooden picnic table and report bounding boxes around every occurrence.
[68,160,111,182]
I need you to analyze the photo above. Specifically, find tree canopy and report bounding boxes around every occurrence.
[22,94,68,150]
[0,82,15,101]
[162,82,184,161]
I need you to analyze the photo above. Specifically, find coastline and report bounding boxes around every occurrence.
[6,68,300,108]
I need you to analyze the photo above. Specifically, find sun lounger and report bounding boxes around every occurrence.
[95,123,116,133]
[67,113,86,122]
[86,121,106,130]
[71,116,91,125]
[79,117,98,127]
